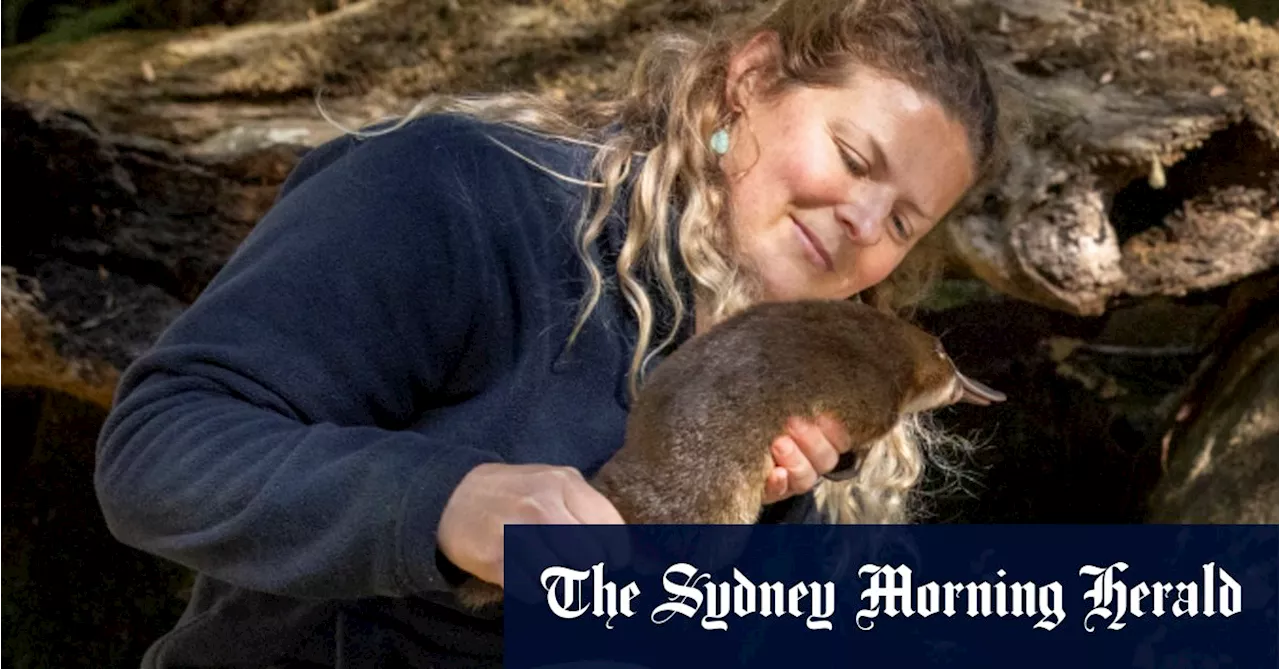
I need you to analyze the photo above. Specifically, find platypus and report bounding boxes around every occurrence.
[455,298,1004,608]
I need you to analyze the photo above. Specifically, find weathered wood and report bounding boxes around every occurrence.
[1,0,1276,407]
[0,0,671,148]
[1,92,302,406]
[4,0,1274,313]
[1147,298,1278,524]
[946,0,1277,315]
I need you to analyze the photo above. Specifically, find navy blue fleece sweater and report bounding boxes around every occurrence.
[94,113,819,668]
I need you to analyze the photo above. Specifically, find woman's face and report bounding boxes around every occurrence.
[720,35,977,302]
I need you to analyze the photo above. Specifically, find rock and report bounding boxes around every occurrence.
[1148,285,1279,524]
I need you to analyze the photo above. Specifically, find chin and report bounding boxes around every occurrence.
[762,276,858,304]
[746,244,833,302]
[758,269,825,303]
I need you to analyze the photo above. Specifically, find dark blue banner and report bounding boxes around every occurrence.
[502,524,1277,668]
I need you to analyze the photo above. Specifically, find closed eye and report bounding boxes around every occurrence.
[838,140,914,241]
[891,213,913,240]
[839,147,868,177]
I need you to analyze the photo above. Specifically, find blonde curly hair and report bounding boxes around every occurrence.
[327,0,1001,525]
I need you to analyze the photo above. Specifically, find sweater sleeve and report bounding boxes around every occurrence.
[759,493,825,524]
[94,124,510,600]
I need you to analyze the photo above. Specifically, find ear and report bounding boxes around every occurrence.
[724,30,782,111]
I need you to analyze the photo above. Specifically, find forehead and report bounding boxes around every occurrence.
[802,67,976,221]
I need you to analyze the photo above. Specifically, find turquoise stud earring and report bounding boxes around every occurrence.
[709,128,730,155]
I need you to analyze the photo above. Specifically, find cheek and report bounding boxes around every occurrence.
[728,158,813,244]
[846,248,907,294]
[776,141,847,206]
[754,109,846,204]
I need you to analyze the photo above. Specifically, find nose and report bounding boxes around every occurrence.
[834,184,894,246]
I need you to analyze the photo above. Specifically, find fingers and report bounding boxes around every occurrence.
[813,413,852,455]
[561,474,631,568]
[762,466,789,504]
[562,476,625,526]
[765,415,852,501]
[529,470,621,574]
[441,463,637,599]
[787,416,842,473]
[771,433,818,498]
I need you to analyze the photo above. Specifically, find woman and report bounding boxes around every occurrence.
[94,0,1000,666]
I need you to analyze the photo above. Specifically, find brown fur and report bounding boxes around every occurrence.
[455,299,990,609]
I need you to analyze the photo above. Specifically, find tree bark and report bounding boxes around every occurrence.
[1,92,302,406]
[1147,287,1278,524]
[1,0,1271,296]
[946,0,1277,316]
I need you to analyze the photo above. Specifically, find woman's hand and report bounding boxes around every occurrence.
[437,463,625,588]
[762,414,852,503]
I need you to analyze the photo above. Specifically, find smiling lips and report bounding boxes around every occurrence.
[791,215,836,273]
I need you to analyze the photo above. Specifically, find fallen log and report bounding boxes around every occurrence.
[946,0,1277,316]
[1,92,303,407]
[1147,280,1278,524]
[1,0,1276,406]
[2,0,1273,310]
